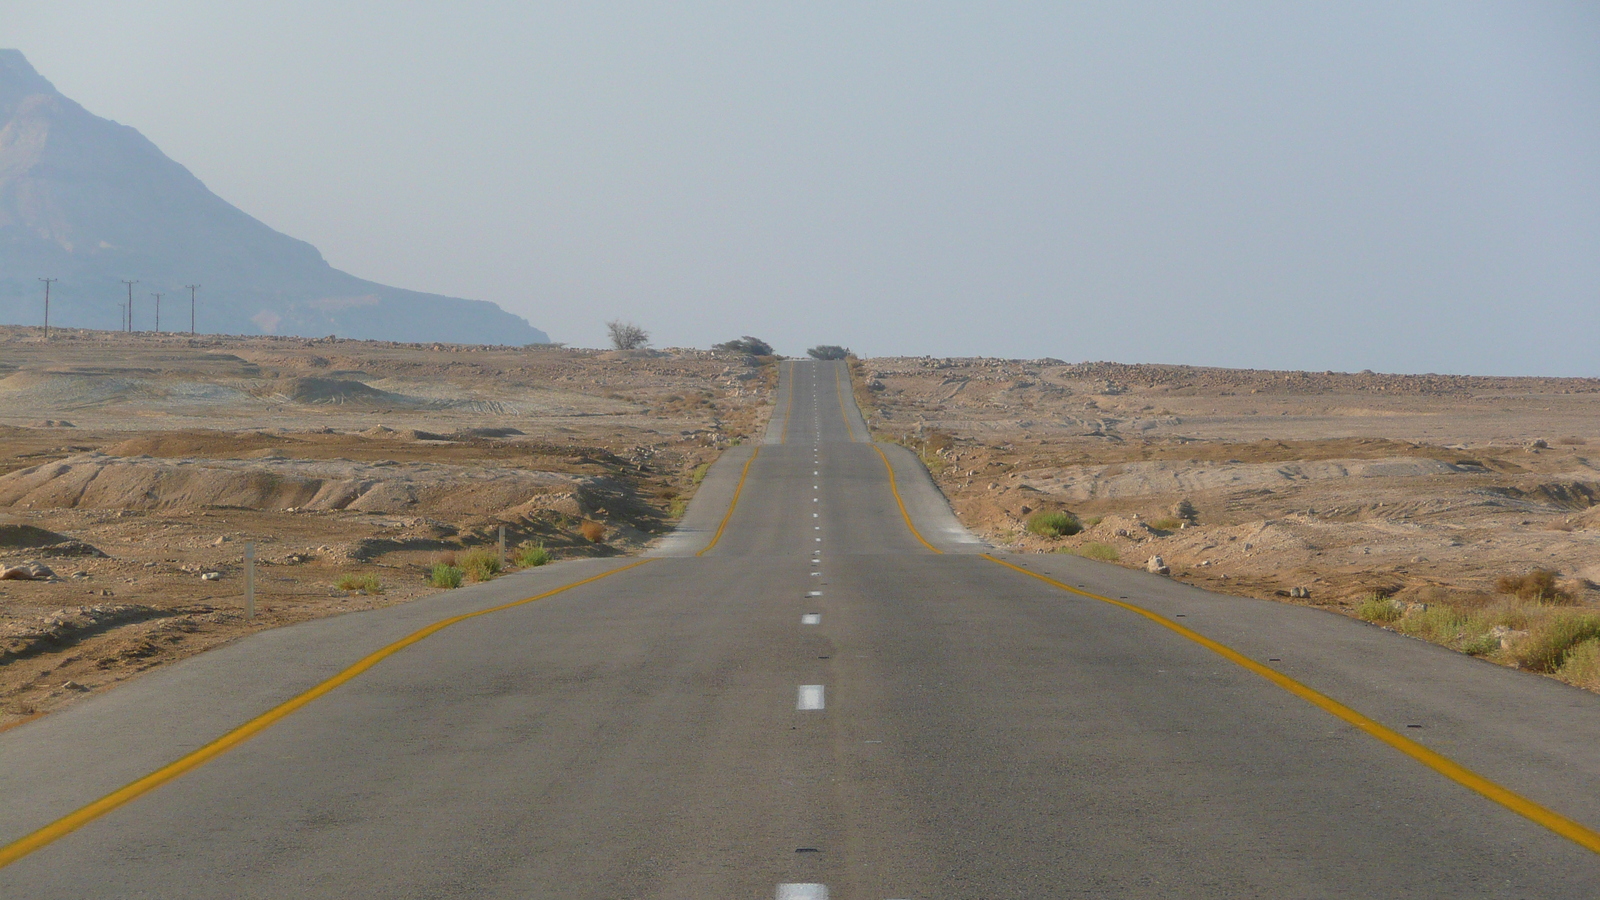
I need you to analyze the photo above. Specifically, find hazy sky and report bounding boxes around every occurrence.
[7,2,1598,373]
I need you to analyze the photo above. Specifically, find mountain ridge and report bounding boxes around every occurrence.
[0,50,549,344]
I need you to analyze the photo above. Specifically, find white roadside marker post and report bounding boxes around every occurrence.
[244,542,256,620]
[498,525,506,570]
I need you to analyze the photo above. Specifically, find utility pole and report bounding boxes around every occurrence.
[38,278,56,340]
[151,293,162,333]
[121,280,138,332]
[185,284,200,334]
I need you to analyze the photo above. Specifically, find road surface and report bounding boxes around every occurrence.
[3,359,1600,897]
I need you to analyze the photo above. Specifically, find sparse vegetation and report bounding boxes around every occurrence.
[1512,611,1600,673]
[1557,639,1600,689]
[460,547,502,582]
[714,336,774,356]
[1147,516,1184,532]
[429,563,463,589]
[807,345,851,360]
[335,573,382,592]
[514,542,551,567]
[606,319,650,350]
[580,520,607,543]
[692,462,712,484]
[1077,542,1119,561]
[669,498,688,517]
[1026,511,1082,538]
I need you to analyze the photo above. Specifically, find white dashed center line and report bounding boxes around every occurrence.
[806,590,822,597]
[801,613,821,625]
[776,885,827,900]
[797,685,825,710]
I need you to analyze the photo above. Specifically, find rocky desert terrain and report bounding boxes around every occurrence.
[854,357,1600,688]
[0,326,774,726]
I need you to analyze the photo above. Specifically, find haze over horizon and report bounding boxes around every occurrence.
[6,2,1598,375]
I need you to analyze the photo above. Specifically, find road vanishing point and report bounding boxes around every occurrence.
[3,359,1600,897]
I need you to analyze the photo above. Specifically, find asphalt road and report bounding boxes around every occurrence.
[4,359,1600,897]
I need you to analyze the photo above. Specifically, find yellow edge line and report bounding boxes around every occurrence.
[780,361,794,445]
[0,558,655,869]
[872,444,942,555]
[980,552,1600,855]
[696,446,759,557]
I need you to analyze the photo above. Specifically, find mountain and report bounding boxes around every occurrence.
[0,50,549,344]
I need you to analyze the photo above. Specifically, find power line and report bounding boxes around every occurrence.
[151,293,163,333]
[38,278,56,341]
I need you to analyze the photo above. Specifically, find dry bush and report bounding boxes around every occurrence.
[1147,516,1184,532]
[580,520,607,543]
[434,550,458,567]
[460,547,502,582]
[336,573,381,592]
[1077,542,1119,561]
[1495,569,1575,604]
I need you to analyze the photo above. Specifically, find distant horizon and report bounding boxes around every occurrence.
[4,3,1598,376]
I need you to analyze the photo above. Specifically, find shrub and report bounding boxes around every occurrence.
[1557,638,1600,689]
[807,345,851,360]
[692,462,712,484]
[669,498,688,517]
[460,547,502,582]
[713,336,773,356]
[1027,511,1082,538]
[1078,542,1119,561]
[1495,569,1575,604]
[580,520,607,543]
[606,319,649,350]
[1396,605,1469,643]
[429,564,463,589]
[514,542,551,567]
[1512,611,1600,672]
[1357,593,1403,623]
[335,573,381,593]
[1147,516,1184,532]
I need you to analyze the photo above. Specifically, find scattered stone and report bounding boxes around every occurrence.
[213,536,231,546]
[1289,586,1312,599]
[61,680,89,692]
[1146,556,1170,576]
[200,571,222,581]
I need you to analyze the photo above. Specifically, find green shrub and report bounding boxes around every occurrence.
[669,498,688,517]
[1078,542,1120,562]
[1396,605,1469,643]
[335,573,381,592]
[692,462,712,484]
[460,548,502,582]
[429,563,464,589]
[1357,593,1402,623]
[1557,638,1600,689]
[1026,511,1082,538]
[1512,611,1600,673]
[514,542,551,567]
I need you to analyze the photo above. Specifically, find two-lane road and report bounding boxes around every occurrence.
[4,359,1600,897]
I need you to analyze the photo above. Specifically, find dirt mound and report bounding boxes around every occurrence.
[0,453,581,518]
[1488,482,1598,510]
[0,524,103,557]
[282,377,408,406]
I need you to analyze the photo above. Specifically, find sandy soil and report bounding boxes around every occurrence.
[0,327,774,726]
[854,356,1600,620]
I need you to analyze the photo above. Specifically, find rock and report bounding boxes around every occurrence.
[1289,586,1312,599]
[1530,439,1549,449]
[0,561,56,580]
[1491,625,1528,649]
[61,680,89,692]
[200,571,222,581]
[1146,556,1170,576]
[213,536,231,546]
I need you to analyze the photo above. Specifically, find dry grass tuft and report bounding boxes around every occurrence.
[460,547,502,582]
[1077,542,1120,562]
[580,520,607,543]
[1512,611,1600,673]
[1027,511,1081,538]
[514,542,551,567]
[429,563,463,589]
[335,573,382,593]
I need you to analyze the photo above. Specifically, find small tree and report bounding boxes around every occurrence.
[606,319,649,350]
[807,345,850,360]
[713,335,773,356]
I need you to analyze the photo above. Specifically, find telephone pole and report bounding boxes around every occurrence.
[38,278,56,340]
[185,284,200,334]
[151,293,163,333]
[121,280,138,332]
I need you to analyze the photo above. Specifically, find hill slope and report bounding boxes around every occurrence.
[0,50,549,344]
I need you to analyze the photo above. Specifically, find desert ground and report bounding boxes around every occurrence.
[853,357,1600,686]
[0,326,774,726]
